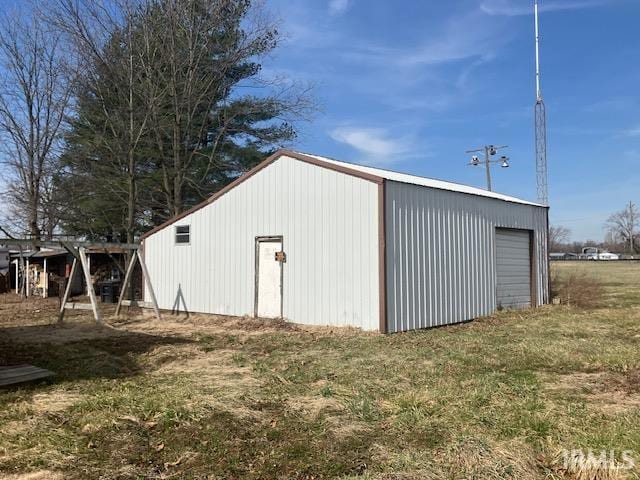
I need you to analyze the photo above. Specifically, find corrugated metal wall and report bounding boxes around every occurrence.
[385,180,548,333]
[144,155,381,330]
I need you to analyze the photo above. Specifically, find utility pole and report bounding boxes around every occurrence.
[466,145,510,191]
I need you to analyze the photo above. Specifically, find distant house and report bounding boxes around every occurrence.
[549,252,579,261]
[596,252,619,260]
[581,247,619,261]
[0,248,9,293]
[0,248,9,270]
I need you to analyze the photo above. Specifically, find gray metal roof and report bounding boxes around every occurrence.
[296,152,545,207]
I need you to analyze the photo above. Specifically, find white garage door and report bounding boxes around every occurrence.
[495,228,532,309]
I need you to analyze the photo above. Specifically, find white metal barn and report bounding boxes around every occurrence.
[142,150,549,333]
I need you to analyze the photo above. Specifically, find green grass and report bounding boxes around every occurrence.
[0,262,639,479]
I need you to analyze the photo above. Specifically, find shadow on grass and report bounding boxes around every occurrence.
[0,323,193,385]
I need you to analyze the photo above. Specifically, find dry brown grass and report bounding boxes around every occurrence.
[551,270,605,308]
[1,261,639,479]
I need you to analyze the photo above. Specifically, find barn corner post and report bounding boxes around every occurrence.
[378,179,388,334]
[545,206,551,305]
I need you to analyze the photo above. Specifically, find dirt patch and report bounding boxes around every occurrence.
[0,293,363,348]
[542,446,630,480]
[0,322,125,345]
[373,437,540,480]
[286,395,345,419]
[545,371,640,413]
[547,372,608,392]
[0,471,64,480]
[0,390,85,437]
[29,391,84,414]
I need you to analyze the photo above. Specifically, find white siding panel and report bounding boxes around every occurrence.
[144,156,380,331]
[385,180,549,333]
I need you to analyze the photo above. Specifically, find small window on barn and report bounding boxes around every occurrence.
[175,225,190,245]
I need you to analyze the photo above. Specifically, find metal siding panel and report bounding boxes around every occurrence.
[385,180,549,332]
[144,156,380,330]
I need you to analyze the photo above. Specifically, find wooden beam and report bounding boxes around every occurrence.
[119,300,152,308]
[78,247,102,324]
[43,258,48,299]
[58,257,77,324]
[115,253,137,317]
[137,249,161,321]
[0,365,54,387]
[18,245,25,297]
[85,253,91,296]
[25,258,30,297]
[0,238,139,250]
[63,302,94,311]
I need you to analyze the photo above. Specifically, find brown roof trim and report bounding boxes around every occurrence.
[140,149,384,240]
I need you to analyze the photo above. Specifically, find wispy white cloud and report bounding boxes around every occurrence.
[623,125,640,137]
[329,126,418,164]
[480,0,609,16]
[330,127,398,156]
[328,0,350,16]
[342,9,511,67]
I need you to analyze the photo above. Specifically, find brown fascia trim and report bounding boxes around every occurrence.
[140,149,384,240]
[378,180,388,334]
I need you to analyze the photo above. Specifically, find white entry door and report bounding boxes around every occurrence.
[256,238,283,318]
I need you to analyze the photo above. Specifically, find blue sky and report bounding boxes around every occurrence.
[263,0,640,241]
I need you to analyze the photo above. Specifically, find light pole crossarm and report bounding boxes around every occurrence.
[465,144,510,192]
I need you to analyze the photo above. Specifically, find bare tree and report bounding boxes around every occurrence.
[0,12,72,240]
[606,201,639,253]
[549,225,570,252]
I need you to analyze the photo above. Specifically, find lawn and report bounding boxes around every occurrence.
[0,262,639,479]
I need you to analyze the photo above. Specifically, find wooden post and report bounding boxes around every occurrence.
[58,257,77,324]
[25,258,30,297]
[14,260,18,294]
[115,253,137,317]
[136,249,162,321]
[79,247,102,324]
[43,258,48,298]
[85,253,91,296]
[17,246,24,296]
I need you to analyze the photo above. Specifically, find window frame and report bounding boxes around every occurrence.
[175,224,191,245]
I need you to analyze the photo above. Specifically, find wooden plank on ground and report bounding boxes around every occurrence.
[64,302,94,311]
[119,300,152,308]
[0,365,54,387]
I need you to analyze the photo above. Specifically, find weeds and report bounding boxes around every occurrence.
[551,270,605,308]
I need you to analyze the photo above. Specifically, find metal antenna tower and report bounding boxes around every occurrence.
[534,0,548,205]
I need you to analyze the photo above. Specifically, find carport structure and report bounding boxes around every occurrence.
[0,238,161,324]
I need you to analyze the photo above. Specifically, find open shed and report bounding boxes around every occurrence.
[141,150,549,333]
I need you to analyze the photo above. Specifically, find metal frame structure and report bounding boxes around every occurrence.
[534,0,548,206]
[0,238,162,324]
